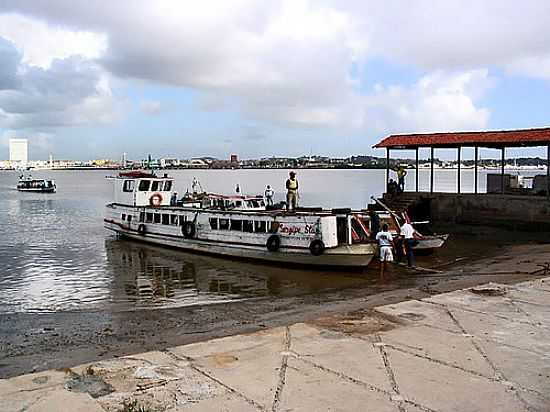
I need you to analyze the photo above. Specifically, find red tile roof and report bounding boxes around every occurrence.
[374,127,550,149]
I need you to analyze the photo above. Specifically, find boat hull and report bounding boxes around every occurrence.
[104,221,375,268]
[17,187,56,193]
[414,234,449,251]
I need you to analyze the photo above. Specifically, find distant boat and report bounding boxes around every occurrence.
[17,175,56,193]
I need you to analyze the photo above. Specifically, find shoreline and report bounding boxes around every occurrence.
[1,238,549,379]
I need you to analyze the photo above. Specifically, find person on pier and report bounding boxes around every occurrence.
[397,166,407,192]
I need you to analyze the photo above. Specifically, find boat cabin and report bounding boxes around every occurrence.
[200,194,266,211]
[112,171,174,207]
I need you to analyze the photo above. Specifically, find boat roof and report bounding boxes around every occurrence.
[198,193,264,200]
[116,171,172,179]
[110,203,368,217]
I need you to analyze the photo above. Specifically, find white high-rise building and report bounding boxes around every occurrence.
[9,138,28,168]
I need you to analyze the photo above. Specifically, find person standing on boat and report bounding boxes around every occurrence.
[286,171,298,211]
[397,166,407,192]
[170,192,178,206]
[264,185,274,206]
[192,177,200,194]
[235,184,241,194]
[376,223,394,280]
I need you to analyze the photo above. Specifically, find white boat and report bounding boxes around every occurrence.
[104,172,376,267]
[17,175,56,193]
[374,210,448,251]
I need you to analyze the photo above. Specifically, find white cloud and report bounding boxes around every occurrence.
[364,70,492,133]
[2,0,548,139]
[0,13,106,68]
[0,37,121,131]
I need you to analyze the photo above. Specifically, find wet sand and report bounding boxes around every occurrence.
[1,228,549,379]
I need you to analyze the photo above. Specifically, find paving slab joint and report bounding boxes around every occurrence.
[271,326,291,412]
[373,333,406,412]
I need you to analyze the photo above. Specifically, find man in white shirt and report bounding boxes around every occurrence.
[397,220,421,267]
[375,223,394,280]
[264,185,274,206]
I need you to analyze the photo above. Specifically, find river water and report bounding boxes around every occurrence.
[0,168,539,313]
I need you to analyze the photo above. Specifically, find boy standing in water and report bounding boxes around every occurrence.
[375,223,394,280]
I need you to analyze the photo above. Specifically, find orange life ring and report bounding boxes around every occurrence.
[149,193,163,207]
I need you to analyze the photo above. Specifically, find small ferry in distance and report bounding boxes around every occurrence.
[104,171,377,267]
[17,175,56,193]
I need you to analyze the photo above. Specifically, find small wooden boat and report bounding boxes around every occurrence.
[17,175,56,193]
[104,172,376,267]
[370,197,448,252]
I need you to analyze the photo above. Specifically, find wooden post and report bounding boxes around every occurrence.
[415,147,419,192]
[501,147,505,194]
[474,146,478,194]
[457,147,461,194]
[430,147,435,193]
[386,148,390,193]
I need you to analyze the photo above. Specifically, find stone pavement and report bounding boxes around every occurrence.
[2,277,550,412]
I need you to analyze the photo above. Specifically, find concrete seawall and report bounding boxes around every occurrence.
[394,192,550,231]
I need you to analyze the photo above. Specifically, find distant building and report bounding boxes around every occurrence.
[160,158,180,168]
[230,154,238,163]
[9,138,28,168]
[189,158,209,168]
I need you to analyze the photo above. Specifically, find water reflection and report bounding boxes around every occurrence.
[105,239,371,310]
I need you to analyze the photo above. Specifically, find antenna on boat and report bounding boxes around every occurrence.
[147,153,157,177]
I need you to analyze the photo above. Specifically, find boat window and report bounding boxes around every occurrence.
[154,213,161,224]
[236,201,242,208]
[163,181,172,191]
[170,215,178,225]
[127,215,132,222]
[146,212,153,223]
[219,218,229,230]
[121,213,126,221]
[162,214,170,225]
[251,200,260,208]
[209,218,218,230]
[243,220,254,233]
[139,180,151,191]
[179,215,186,225]
[123,180,135,192]
[151,180,160,191]
[231,219,242,231]
[140,212,145,222]
[254,221,267,233]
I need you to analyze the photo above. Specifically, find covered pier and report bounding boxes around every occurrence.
[373,128,550,230]
[374,127,550,196]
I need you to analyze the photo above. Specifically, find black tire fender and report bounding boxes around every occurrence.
[182,221,196,238]
[137,224,146,235]
[266,234,281,252]
[309,239,325,256]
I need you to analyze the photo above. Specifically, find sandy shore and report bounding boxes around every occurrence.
[1,237,549,380]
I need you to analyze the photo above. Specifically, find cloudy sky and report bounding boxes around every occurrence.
[1,0,550,161]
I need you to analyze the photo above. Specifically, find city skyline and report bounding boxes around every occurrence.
[1,2,550,160]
